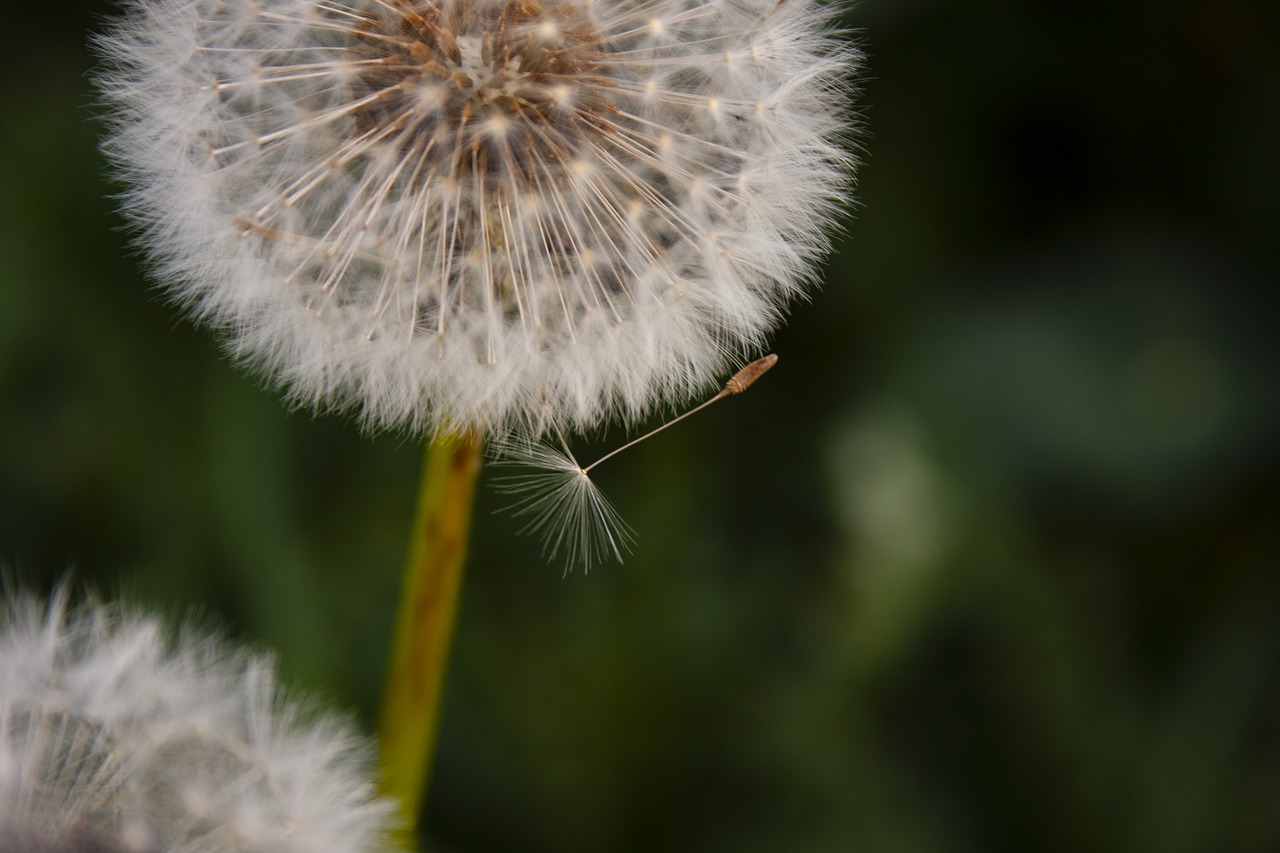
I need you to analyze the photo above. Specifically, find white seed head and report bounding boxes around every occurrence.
[0,586,394,853]
[96,0,858,436]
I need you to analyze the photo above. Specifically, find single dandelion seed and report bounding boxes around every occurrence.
[94,0,857,438]
[497,354,778,570]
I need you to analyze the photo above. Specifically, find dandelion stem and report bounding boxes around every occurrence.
[378,432,484,844]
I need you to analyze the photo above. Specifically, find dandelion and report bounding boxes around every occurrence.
[0,585,394,853]
[95,0,857,437]
[94,0,859,836]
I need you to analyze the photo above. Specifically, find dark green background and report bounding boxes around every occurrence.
[2,1,1278,850]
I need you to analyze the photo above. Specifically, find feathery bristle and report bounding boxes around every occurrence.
[493,440,635,571]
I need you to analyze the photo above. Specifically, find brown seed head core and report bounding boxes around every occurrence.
[354,0,614,185]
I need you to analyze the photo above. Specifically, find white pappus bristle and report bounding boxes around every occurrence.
[493,439,636,571]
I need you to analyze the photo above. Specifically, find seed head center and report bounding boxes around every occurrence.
[355,0,613,182]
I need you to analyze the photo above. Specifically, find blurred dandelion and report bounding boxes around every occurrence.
[95,0,856,437]
[0,585,394,853]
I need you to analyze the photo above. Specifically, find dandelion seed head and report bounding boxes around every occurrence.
[97,0,857,436]
[0,587,394,853]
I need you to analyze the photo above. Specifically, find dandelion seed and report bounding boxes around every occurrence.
[0,585,394,853]
[497,354,778,569]
[95,0,857,437]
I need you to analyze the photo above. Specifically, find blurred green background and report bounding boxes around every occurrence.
[3,0,1279,850]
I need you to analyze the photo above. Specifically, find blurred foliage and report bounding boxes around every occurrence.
[2,0,1279,851]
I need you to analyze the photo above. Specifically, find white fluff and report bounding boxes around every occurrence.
[96,0,857,436]
[0,587,394,853]
[493,438,636,571]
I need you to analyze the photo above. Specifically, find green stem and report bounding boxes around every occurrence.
[378,432,484,846]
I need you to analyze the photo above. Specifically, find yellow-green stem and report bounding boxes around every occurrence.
[378,432,484,845]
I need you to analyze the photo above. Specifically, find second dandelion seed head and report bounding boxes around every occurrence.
[0,587,393,853]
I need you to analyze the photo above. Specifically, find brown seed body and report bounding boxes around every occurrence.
[724,353,778,395]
